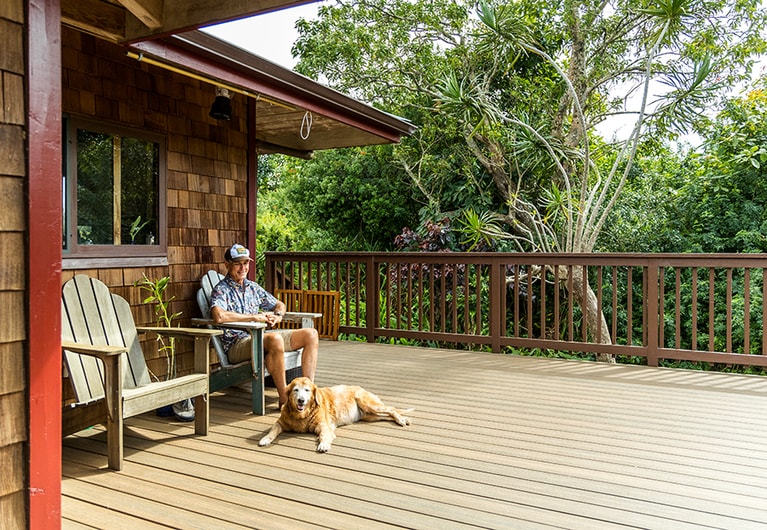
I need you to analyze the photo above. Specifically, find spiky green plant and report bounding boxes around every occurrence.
[134,274,182,380]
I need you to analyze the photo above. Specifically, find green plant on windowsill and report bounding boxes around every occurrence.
[129,215,151,244]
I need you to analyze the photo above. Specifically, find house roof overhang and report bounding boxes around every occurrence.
[128,30,416,157]
[62,0,319,44]
[62,0,415,157]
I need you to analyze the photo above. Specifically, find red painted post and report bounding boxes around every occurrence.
[27,0,63,527]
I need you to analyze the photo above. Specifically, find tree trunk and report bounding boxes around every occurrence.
[559,265,615,363]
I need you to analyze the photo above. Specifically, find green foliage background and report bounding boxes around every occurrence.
[254,0,767,372]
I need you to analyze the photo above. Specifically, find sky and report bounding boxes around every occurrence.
[203,3,321,69]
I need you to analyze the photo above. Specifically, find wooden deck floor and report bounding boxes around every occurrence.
[62,341,767,529]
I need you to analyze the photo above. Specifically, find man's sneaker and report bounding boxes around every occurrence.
[172,398,195,422]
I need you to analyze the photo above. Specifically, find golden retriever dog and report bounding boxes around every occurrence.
[258,377,412,452]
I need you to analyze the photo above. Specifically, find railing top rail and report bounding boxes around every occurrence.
[265,251,767,267]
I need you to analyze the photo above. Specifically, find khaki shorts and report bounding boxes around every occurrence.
[227,329,295,364]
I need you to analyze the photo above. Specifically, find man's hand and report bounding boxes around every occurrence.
[263,312,283,328]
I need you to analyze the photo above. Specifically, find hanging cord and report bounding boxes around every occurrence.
[300,111,313,140]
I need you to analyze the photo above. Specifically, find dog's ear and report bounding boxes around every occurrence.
[313,383,323,409]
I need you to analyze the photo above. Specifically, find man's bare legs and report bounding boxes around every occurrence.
[290,327,319,381]
[263,327,319,407]
[264,333,288,406]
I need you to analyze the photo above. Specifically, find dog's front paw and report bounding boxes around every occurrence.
[316,441,332,453]
[398,416,411,426]
[258,436,273,447]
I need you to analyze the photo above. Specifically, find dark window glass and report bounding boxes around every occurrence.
[63,119,165,259]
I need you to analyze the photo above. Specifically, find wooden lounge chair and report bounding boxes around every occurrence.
[61,275,221,471]
[274,288,341,340]
[194,270,320,415]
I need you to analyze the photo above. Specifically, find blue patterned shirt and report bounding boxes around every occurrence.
[210,275,278,352]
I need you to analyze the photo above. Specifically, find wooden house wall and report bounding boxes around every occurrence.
[0,1,28,528]
[61,27,252,380]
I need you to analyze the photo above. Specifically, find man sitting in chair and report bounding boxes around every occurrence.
[210,244,319,409]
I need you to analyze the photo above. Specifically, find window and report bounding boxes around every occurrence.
[63,119,167,263]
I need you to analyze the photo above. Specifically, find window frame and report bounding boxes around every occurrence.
[63,117,168,267]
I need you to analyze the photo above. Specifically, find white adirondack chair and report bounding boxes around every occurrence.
[61,274,221,470]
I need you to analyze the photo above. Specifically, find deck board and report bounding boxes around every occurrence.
[63,341,767,529]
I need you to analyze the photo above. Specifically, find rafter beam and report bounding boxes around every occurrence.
[62,0,126,42]
[124,0,317,42]
[117,0,164,30]
[62,0,318,43]
[255,140,313,159]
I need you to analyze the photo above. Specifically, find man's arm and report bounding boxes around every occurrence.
[211,305,284,327]
[272,300,287,316]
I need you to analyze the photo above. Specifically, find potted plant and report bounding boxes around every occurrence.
[134,274,195,421]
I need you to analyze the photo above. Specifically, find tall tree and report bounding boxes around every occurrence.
[294,0,767,357]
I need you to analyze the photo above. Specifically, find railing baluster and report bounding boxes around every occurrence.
[429,264,435,333]
[478,264,483,337]
[366,256,376,341]
[611,267,618,345]
[527,266,534,339]
[406,262,413,330]
[726,268,733,353]
[467,264,474,337]
[495,260,506,349]
[675,267,681,350]
[567,265,574,342]
[596,266,603,344]
[356,262,362,328]
[581,265,588,343]
[452,265,458,334]
[744,268,751,354]
[627,267,633,346]
[392,262,398,330]
[440,264,447,334]
[709,269,715,352]
[659,267,665,350]
[540,264,547,340]
[763,269,767,356]
[554,265,561,341]
[513,264,520,337]
[691,267,698,351]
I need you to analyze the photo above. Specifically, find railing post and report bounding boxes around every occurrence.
[490,259,503,353]
[646,260,660,366]
[366,254,377,343]
[264,254,275,292]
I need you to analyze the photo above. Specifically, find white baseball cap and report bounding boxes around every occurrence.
[224,243,253,262]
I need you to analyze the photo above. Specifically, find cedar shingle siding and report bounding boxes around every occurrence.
[0,1,27,528]
[61,26,251,379]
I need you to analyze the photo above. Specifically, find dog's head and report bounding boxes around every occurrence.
[286,377,316,414]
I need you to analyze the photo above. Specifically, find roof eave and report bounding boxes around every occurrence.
[129,30,416,144]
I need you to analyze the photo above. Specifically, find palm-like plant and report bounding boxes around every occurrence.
[134,275,182,380]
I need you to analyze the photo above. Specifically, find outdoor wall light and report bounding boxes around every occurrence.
[209,87,232,120]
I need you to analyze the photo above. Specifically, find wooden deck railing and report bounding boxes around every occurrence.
[264,252,767,368]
